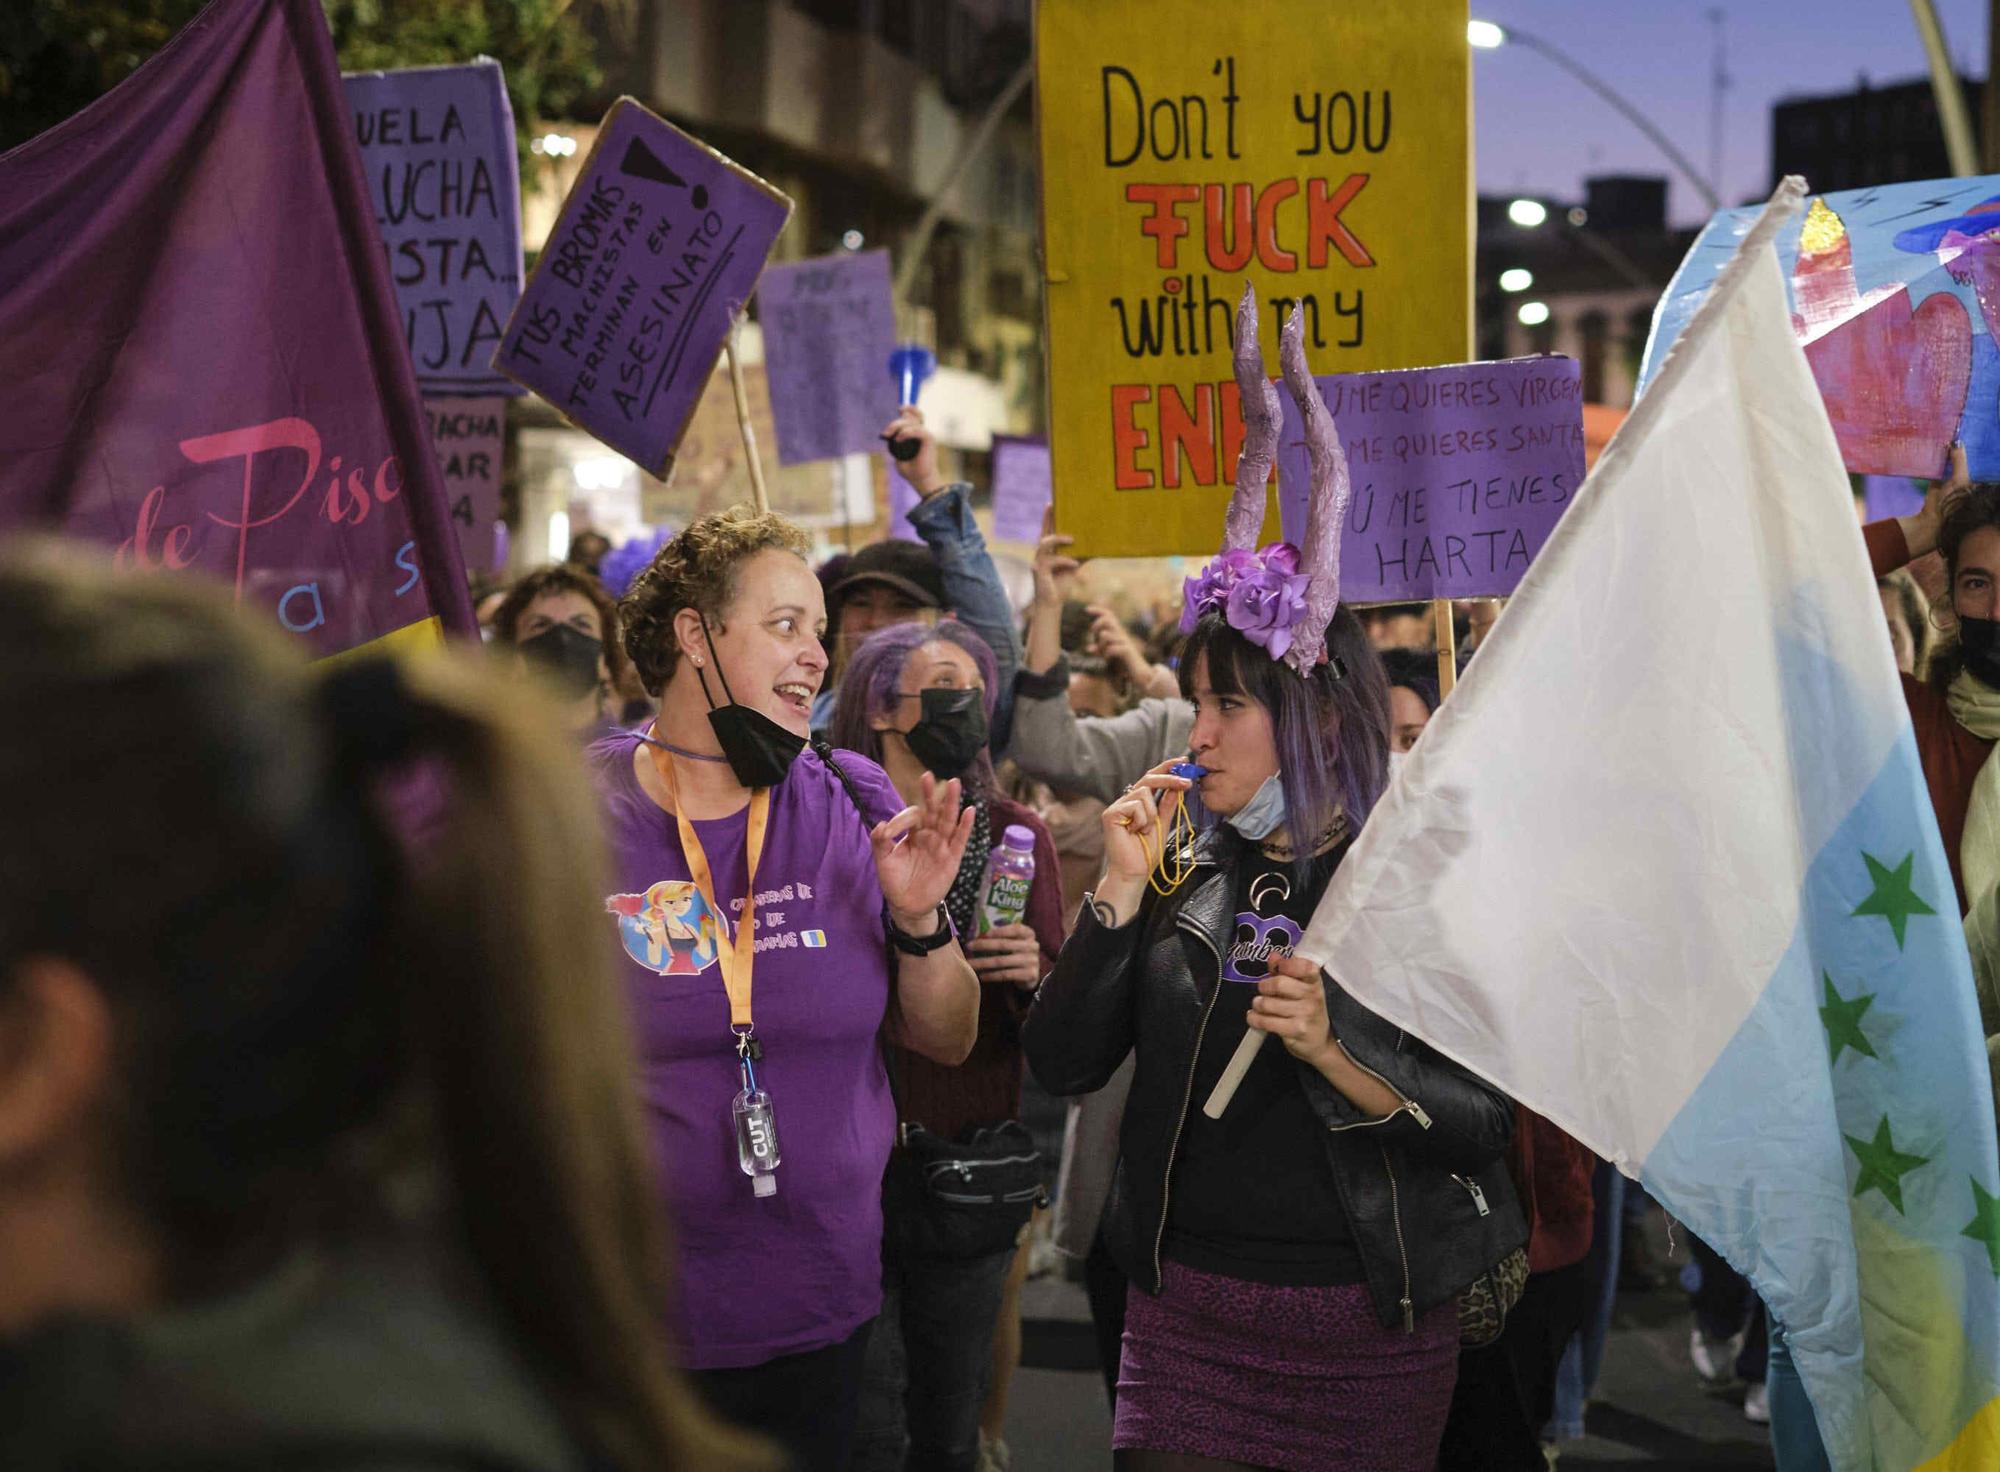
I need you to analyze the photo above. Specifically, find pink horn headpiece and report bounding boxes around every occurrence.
[1276,302,1349,673]
[1177,285,1346,678]
[1223,285,1281,552]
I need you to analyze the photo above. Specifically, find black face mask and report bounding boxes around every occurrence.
[519,623,603,697]
[902,686,988,779]
[1961,615,2000,689]
[697,621,806,788]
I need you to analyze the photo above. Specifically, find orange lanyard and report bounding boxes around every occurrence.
[647,740,770,1034]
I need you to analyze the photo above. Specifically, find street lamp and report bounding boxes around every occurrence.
[1469,20,1721,212]
[1507,198,1549,228]
[1499,267,1534,292]
[1517,301,1551,327]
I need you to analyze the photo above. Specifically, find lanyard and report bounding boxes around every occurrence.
[647,740,770,1035]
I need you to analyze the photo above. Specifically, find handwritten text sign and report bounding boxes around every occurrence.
[1274,357,1585,602]
[495,98,793,475]
[1036,0,1471,556]
[344,60,523,395]
[991,435,1053,543]
[427,396,506,572]
[760,248,898,464]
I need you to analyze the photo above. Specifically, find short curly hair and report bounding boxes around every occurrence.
[490,564,629,687]
[621,505,812,695]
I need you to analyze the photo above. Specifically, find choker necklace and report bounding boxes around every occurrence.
[1259,816,1349,861]
[640,732,732,763]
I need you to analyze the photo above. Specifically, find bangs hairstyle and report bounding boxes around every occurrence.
[1179,605,1390,874]
[1929,484,2000,693]
[828,618,1000,796]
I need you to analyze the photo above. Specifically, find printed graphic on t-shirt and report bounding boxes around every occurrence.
[606,881,728,975]
[1223,869,1302,984]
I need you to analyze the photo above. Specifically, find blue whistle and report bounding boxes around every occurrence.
[1169,761,1209,781]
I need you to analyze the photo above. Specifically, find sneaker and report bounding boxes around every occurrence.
[1540,1441,1561,1471]
[1743,1381,1770,1424]
[978,1433,1012,1472]
[1690,1327,1739,1384]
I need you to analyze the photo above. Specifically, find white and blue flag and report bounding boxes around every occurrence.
[1302,178,2000,1470]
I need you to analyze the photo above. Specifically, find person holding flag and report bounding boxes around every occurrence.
[1022,292,1525,1472]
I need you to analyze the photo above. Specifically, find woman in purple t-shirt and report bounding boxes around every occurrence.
[599,506,981,1472]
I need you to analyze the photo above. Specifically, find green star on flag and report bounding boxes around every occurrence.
[1844,1115,1931,1215]
[1818,972,1879,1066]
[1965,1178,2000,1277]
[1851,850,1937,949]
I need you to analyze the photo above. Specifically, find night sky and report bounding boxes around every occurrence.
[1473,0,1990,224]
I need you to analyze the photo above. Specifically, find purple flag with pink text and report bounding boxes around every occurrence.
[0,0,473,658]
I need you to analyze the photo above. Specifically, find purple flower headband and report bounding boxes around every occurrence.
[1179,286,1351,675]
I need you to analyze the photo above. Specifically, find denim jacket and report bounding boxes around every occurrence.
[814,482,1021,748]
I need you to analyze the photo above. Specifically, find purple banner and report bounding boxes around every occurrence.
[494,98,792,475]
[1276,357,1586,602]
[991,435,1052,543]
[344,60,522,395]
[0,0,472,656]
[427,396,506,572]
[759,248,897,465]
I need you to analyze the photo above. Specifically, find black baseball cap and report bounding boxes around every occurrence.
[828,539,944,610]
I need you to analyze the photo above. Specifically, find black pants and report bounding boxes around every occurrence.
[689,1319,875,1472]
[1084,1229,1130,1410]
[1435,1261,1592,1472]
[1689,1233,1767,1383]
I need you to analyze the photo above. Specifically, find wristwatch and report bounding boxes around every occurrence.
[887,902,954,956]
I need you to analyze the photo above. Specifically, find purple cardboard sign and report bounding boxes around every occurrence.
[991,435,1052,543]
[494,98,793,475]
[0,0,473,657]
[427,396,506,571]
[344,60,523,395]
[1863,474,1926,522]
[759,248,898,464]
[1275,357,1586,602]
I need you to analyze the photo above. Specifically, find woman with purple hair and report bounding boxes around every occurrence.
[830,619,1066,1472]
[1022,288,1524,1471]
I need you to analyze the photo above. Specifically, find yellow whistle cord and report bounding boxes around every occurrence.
[1142,789,1197,896]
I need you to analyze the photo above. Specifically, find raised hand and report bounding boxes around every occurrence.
[1034,504,1080,607]
[870,770,976,925]
[882,407,947,496]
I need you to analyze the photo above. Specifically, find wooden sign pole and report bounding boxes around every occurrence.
[726,313,770,514]
[1433,599,1457,697]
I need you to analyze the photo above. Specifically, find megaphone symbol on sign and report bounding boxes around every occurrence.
[620,137,709,210]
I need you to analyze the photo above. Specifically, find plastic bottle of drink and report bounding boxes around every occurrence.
[733,1087,781,1197]
[977,824,1037,937]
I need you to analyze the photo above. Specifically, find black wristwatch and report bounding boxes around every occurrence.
[887,902,954,956]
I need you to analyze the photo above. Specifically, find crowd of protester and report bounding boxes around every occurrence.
[5,400,1978,1472]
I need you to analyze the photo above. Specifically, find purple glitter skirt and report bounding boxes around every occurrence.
[1113,1261,1459,1472]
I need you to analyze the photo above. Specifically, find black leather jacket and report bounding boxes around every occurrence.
[1023,830,1527,1331]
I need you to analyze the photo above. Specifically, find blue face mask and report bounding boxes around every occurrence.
[1225,772,1287,842]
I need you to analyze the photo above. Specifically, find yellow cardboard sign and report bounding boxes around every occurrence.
[1037,0,1471,555]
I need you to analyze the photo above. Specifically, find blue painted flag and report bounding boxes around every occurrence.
[1304,178,2000,1469]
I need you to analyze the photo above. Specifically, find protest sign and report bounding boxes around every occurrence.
[759,249,899,464]
[1640,173,2000,480]
[344,60,523,395]
[0,0,472,657]
[427,397,506,572]
[495,98,793,476]
[1272,357,1585,602]
[990,435,1053,543]
[1036,0,1471,556]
